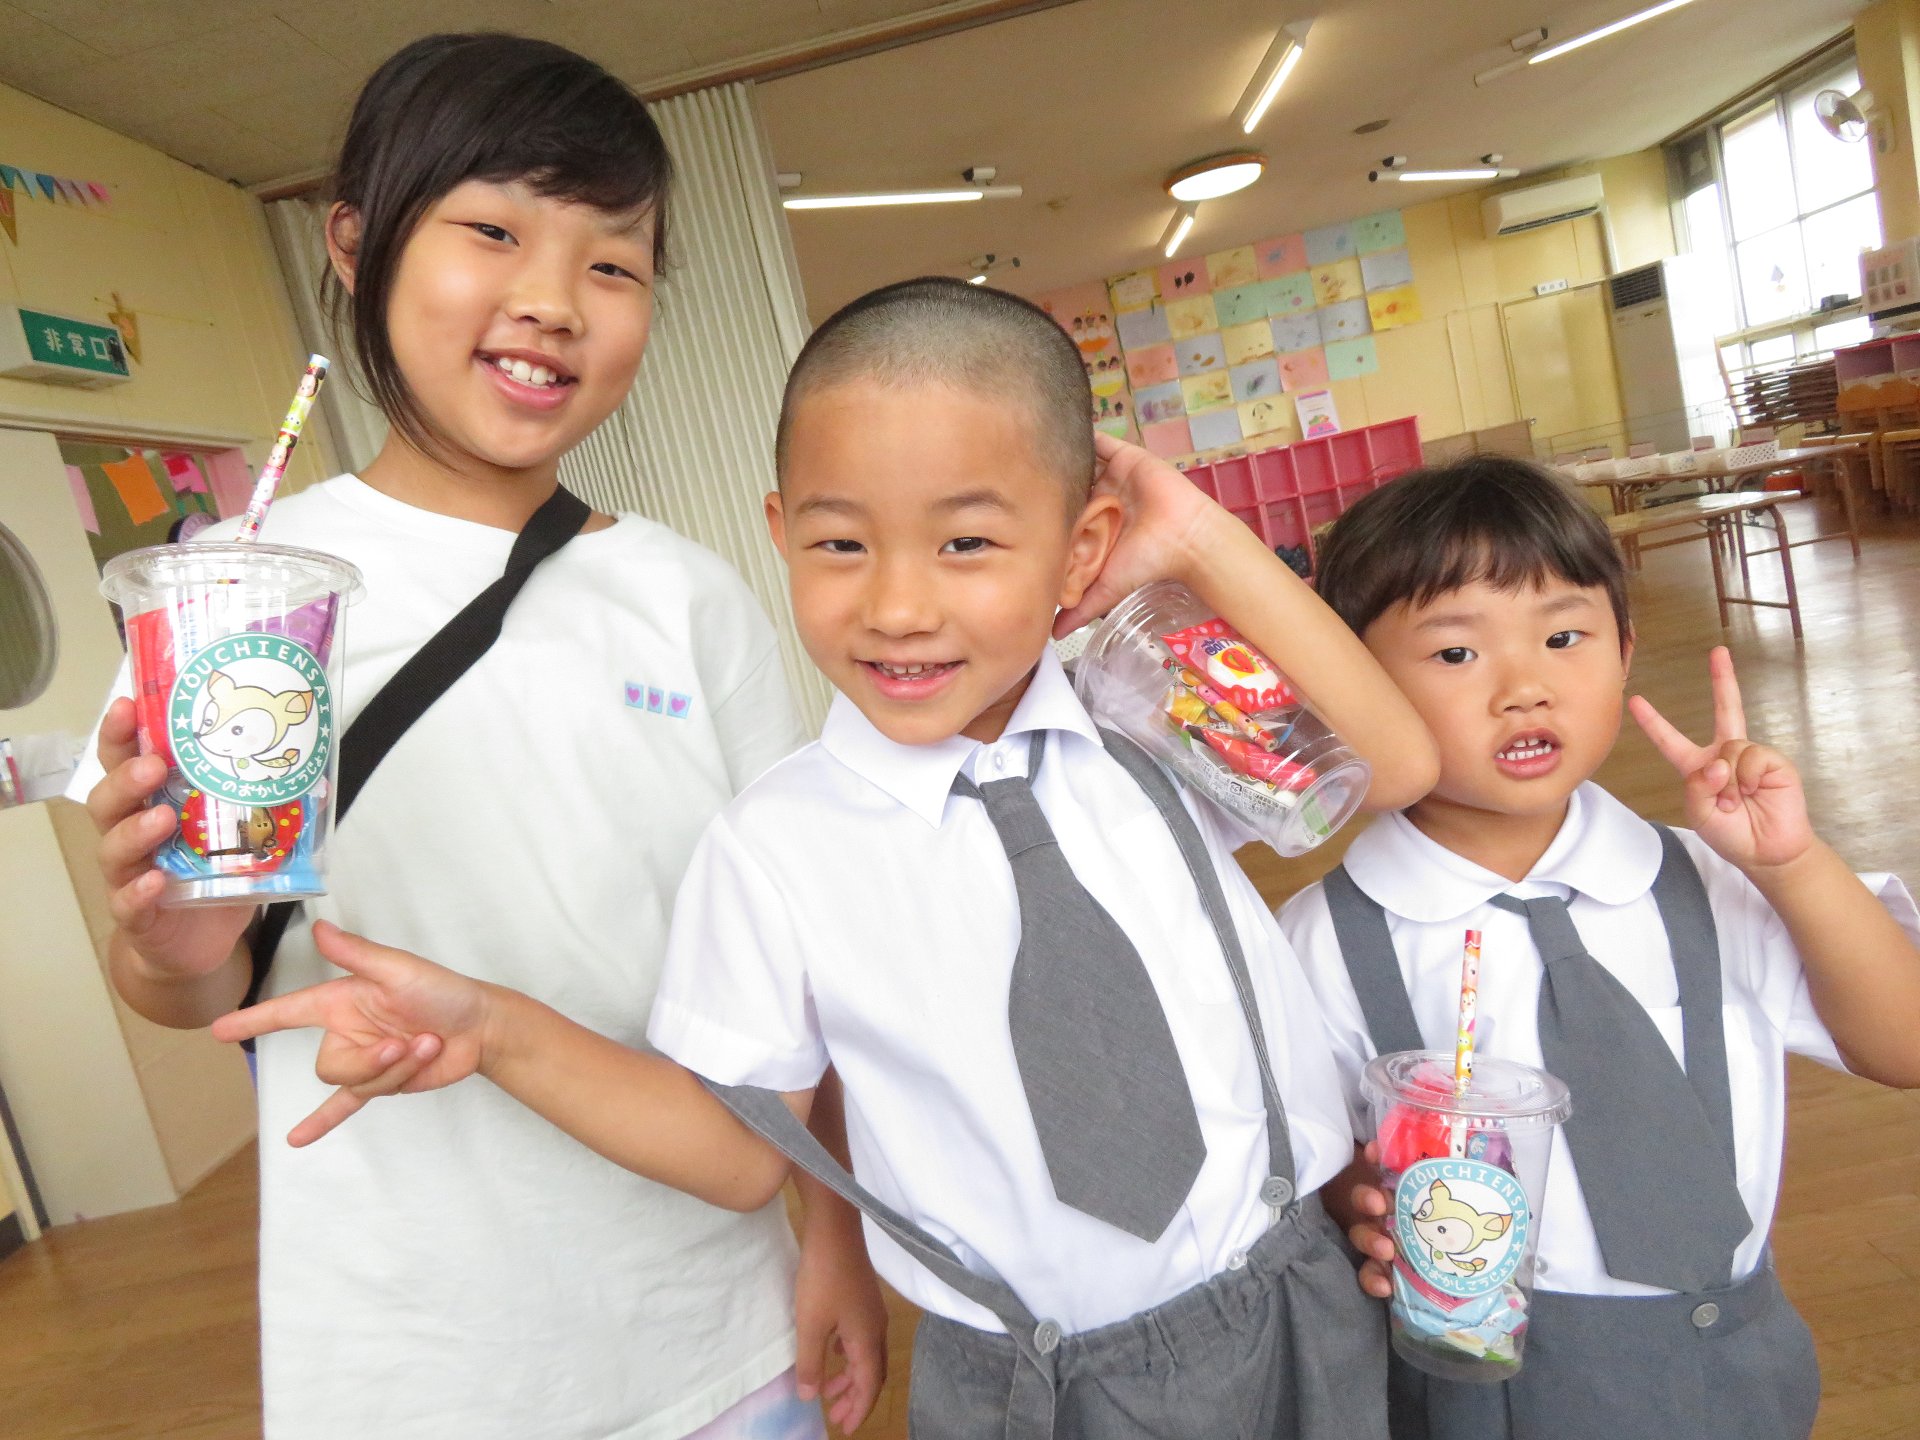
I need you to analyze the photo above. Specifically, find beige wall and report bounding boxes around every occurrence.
[0,76,333,1214]
[1858,0,1920,244]
[1318,149,1676,451]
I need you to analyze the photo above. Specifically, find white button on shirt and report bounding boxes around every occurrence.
[650,650,1354,1334]
[1279,784,1920,1299]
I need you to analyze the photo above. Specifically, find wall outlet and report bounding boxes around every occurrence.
[1535,278,1570,296]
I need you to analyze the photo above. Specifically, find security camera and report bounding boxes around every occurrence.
[962,166,997,184]
[1379,155,1408,169]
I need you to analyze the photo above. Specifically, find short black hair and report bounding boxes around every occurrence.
[1314,456,1631,648]
[775,277,1095,502]
[323,33,672,450]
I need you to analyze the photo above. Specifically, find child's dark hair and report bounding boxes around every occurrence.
[325,33,672,449]
[1314,456,1631,648]
[775,277,1095,503]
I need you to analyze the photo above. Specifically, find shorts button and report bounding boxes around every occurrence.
[1228,1249,1249,1270]
[1260,1176,1294,1208]
[1691,1302,1720,1329]
[1034,1319,1062,1354]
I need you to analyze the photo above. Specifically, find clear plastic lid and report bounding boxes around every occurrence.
[101,541,364,608]
[1362,1050,1572,1130]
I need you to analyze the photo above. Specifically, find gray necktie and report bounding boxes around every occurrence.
[1492,892,1752,1290]
[953,730,1207,1242]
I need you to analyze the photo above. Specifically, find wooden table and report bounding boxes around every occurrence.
[1568,443,1864,562]
[1605,491,1804,639]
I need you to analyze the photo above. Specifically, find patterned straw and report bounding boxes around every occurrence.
[1455,928,1482,1094]
[237,355,329,541]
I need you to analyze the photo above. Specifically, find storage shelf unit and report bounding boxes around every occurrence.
[1181,417,1423,574]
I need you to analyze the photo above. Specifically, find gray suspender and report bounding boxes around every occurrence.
[1322,865,1425,1055]
[700,727,1298,1434]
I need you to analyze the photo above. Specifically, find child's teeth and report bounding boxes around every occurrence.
[510,359,533,382]
[531,365,553,386]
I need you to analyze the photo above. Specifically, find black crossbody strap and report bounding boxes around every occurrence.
[242,486,592,1014]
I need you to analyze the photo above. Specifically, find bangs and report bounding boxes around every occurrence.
[1313,456,1631,647]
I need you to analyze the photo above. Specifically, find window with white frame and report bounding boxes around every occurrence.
[1670,45,1879,371]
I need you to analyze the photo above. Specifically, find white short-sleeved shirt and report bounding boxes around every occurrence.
[70,476,810,1440]
[648,649,1353,1335]
[1278,783,1920,1299]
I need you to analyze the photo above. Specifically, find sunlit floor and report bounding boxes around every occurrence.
[4,494,1917,1440]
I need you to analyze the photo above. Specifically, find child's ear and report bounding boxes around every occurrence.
[1620,625,1637,677]
[1057,491,1123,612]
[764,491,789,561]
[325,203,363,296]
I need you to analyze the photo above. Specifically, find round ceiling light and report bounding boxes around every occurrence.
[1165,152,1266,203]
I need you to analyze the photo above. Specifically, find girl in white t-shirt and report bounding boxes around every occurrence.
[74,33,883,1440]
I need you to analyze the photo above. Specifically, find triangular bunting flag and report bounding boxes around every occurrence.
[0,165,18,192]
[35,173,57,200]
[0,191,14,245]
[87,181,109,206]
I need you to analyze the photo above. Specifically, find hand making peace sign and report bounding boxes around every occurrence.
[1627,646,1813,873]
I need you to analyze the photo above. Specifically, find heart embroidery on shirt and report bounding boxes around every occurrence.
[624,681,692,718]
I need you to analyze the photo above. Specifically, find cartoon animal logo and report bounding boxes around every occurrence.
[195,670,313,778]
[1410,1179,1512,1277]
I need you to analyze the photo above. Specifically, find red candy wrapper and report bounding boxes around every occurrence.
[1195,727,1318,791]
[1161,619,1297,714]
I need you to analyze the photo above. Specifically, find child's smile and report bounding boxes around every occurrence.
[478,348,579,412]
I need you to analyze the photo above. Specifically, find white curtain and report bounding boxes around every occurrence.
[561,81,829,731]
[263,197,390,476]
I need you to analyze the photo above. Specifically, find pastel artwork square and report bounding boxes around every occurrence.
[1126,342,1181,389]
[1255,233,1308,278]
[646,688,665,713]
[668,693,692,718]
[1166,294,1220,339]
[1206,245,1259,291]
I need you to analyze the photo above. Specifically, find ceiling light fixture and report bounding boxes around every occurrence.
[1233,20,1313,134]
[1166,152,1267,203]
[967,274,988,285]
[1528,0,1698,64]
[1161,203,1199,259]
[1476,1,1697,84]
[1369,167,1520,183]
[783,184,1022,210]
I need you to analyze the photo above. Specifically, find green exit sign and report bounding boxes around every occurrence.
[0,304,132,387]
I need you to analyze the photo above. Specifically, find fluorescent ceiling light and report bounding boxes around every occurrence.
[1234,20,1313,134]
[1373,168,1520,182]
[783,185,1022,210]
[1161,203,1198,259]
[1528,0,1698,65]
[1166,152,1266,203]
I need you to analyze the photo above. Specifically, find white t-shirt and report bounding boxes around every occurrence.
[1278,783,1920,1299]
[71,476,811,1440]
[647,648,1354,1336]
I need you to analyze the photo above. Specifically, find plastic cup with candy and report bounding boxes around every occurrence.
[1361,1051,1571,1382]
[1072,579,1371,855]
[102,542,362,907]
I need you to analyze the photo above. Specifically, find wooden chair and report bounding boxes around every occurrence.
[1606,493,1805,639]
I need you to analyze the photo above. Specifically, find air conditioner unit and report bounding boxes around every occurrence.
[1482,174,1605,239]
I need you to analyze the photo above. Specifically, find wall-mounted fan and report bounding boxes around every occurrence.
[1815,89,1874,144]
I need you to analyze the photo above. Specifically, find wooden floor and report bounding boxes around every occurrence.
[3,495,1916,1439]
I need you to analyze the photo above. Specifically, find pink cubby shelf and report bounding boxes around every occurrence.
[1181,416,1423,578]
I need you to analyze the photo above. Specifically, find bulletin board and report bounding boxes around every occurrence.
[1034,209,1422,467]
[57,439,249,579]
